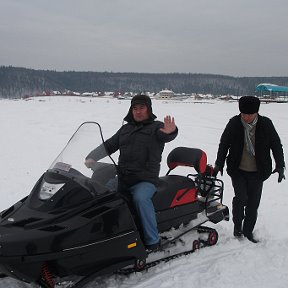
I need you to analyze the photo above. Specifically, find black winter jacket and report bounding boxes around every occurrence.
[103,120,178,187]
[215,114,285,181]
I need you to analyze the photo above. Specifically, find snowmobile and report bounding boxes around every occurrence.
[0,122,229,288]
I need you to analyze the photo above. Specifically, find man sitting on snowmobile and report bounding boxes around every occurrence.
[85,94,178,251]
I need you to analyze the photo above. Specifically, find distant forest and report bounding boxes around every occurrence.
[1,66,288,98]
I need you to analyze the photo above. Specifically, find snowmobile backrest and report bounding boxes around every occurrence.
[167,147,207,174]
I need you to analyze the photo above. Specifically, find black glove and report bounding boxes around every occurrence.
[272,167,285,183]
[213,165,223,177]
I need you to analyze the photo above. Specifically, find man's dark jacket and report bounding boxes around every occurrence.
[215,114,285,181]
[102,120,178,187]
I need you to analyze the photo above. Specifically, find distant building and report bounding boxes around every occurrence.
[157,89,174,99]
[256,83,288,97]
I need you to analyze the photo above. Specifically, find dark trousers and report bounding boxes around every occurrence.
[231,170,263,235]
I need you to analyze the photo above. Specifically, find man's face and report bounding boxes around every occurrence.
[241,112,258,124]
[132,104,149,122]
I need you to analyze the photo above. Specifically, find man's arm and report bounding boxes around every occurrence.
[215,120,232,170]
[85,143,108,168]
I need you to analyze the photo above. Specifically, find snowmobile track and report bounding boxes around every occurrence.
[117,225,217,275]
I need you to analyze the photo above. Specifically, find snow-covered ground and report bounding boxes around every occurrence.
[0,96,287,288]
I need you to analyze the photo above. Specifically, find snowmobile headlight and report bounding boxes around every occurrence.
[39,181,65,200]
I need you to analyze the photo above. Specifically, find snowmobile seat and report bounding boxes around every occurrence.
[152,147,207,211]
[153,175,196,211]
[166,147,207,174]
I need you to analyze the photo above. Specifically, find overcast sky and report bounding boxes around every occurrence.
[1,0,288,77]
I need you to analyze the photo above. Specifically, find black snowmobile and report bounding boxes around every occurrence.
[0,122,229,288]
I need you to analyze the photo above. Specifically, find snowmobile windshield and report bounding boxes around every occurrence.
[42,122,117,199]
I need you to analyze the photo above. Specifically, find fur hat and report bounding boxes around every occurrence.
[239,96,260,114]
[131,94,152,107]
[124,94,156,123]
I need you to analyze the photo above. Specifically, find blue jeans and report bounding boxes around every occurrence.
[128,182,159,246]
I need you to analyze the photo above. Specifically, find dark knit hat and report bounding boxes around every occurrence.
[124,94,156,123]
[239,96,260,114]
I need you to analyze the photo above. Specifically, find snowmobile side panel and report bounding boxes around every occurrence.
[156,201,202,231]
[55,230,146,276]
[0,229,146,282]
[153,175,196,211]
[169,187,197,208]
[0,195,138,257]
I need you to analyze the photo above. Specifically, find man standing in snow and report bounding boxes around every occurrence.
[214,96,285,243]
[85,94,178,251]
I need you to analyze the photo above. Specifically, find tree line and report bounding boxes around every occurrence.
[1,66,288,98]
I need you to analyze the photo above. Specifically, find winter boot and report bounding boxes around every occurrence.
[243,232,259,243]
[233,225,243,238]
